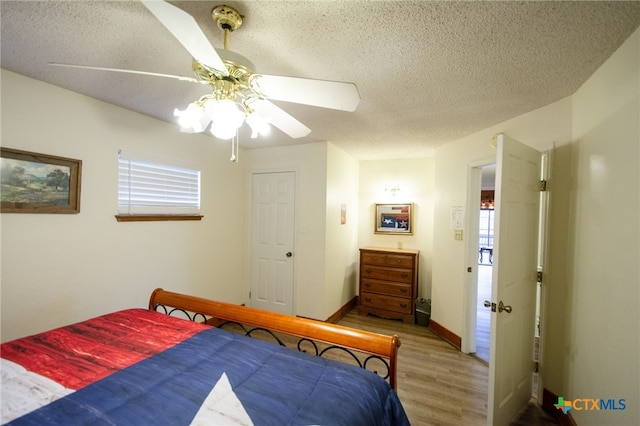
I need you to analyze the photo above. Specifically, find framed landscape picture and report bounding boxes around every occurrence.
[1,148,82,214]
[375,203,413,235]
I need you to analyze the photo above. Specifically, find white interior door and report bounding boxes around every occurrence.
[487,134,541,425]
[250,172,295,315]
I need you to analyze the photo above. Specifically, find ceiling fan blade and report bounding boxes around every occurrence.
[251,74,360,112]
[49,63,207,84]
[140,0,228,75]
[250,99,311,139]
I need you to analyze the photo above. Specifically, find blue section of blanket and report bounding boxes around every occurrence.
[7,327,409,426]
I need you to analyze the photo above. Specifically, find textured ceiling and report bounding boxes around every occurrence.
[2,1,639,160]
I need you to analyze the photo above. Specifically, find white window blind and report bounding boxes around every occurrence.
[118,150,200,215]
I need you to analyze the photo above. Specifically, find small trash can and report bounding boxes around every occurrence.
[415,297,431,327]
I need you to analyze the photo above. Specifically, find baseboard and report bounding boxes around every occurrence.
[325,296,358,324]
[542,388,577,426]
[428,319,462,349]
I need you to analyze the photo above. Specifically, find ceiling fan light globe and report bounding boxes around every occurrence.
[211,100,243,121]
[174,103,209,133]
[253,125,271,139]
[177,125,195,134]
[191,119,209,133]
[246,112,271,139]
[209,105,243,139]
[210,122,237,140]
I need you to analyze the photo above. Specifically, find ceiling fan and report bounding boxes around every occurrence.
[51,1,360,141]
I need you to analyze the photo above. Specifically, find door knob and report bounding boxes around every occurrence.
[286,252,293,258]
[498,301,512,313]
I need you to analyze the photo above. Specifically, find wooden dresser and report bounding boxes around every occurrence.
[358,247,419,324]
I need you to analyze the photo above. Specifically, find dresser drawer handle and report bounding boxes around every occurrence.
[364,298,372,303]
[364,268,373,274]
[400,288,408,293]
[400,303,408,308]
[364,283,372,288]
[400,273,409,278]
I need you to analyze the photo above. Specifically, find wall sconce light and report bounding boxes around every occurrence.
[384,183,401,196]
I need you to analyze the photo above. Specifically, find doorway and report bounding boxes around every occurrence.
[463,134,550,423]
[475,166,495,364]
[249,171,296,315]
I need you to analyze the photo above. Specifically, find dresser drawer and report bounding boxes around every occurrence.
[361,252,414,268]
[361,278,412,298]
[360,292,412,314]
[361,265,413,283]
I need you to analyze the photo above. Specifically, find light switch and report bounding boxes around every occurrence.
[454,229,463,240]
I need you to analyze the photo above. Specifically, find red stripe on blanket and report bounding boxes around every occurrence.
[0,309,209,390]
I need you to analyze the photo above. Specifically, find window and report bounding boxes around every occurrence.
[116,150,202,221]
[479,209,494,248]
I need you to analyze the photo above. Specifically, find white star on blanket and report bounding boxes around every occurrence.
[190,373,253,425]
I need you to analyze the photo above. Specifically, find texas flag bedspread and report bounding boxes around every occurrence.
[1,309,409,425]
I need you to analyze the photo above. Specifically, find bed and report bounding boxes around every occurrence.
[1,288,409,425]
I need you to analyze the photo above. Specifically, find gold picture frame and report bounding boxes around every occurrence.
[1,148,82,214]
[375,203,413,235]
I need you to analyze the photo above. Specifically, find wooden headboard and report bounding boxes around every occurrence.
[149,288,401,390]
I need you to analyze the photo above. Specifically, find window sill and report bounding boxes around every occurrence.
[115,215,203,222]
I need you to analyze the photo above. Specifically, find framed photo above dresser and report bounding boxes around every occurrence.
[374,203,413,235]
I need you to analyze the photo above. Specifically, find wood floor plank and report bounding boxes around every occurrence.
[337,310,488,425]
[337,308,558,425]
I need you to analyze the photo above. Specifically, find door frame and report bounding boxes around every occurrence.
[533,147,552,401]
[488,133,544,425]
[463,137,551,423]
[247,168,298,314]
[462,157,496,354]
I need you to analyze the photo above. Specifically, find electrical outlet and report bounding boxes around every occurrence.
[454,229,463,240]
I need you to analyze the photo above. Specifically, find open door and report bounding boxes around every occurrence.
[487,134,542,425]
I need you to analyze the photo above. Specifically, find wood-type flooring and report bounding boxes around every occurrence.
[338,309,559,425]
[338,310,488,425]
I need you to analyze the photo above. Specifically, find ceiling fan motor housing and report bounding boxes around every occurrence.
[192,50,254,98]
[211,5,243,32]
[195,5,254,101]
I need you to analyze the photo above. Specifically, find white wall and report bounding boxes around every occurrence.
[358,158,435,298]
[565,26,639,426]
[1,70,248,342]
[247,145,432,319]
[0,70,365,339]
[431,26,639,425]
[244,143,329,320]
[431,99,573,336]
[325,143,359,316]
[245,142,361,320]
